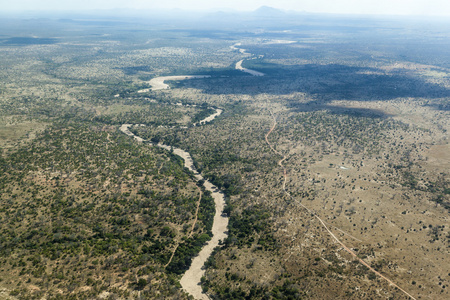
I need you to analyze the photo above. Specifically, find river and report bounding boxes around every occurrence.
[137,75,211,93]
[120,108,227,300]
[123,49,263,298]
[235,59,265,76]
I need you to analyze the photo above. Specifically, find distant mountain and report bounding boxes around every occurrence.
[252,6,286,17]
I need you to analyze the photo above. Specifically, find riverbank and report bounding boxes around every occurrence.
[120,108,227,300]
[235,59,265,76]
[137,75,211,92]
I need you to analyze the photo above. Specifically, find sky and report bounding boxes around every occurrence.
[2,0,450,16]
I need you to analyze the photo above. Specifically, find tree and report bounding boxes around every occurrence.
[137,278,147,290]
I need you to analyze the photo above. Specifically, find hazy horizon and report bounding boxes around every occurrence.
[2,0,450,17]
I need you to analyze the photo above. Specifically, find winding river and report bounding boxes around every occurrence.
[235,59,265,76]
[138,75,211,93]
[117,41,420,300]
[120,110,227,300]
[122,48,264,299]
[232,43,265,76]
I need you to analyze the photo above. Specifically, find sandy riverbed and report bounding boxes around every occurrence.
[194,109,223,126]
[235,60,265,76]
[138,75,211,93]
[119,107,227,300]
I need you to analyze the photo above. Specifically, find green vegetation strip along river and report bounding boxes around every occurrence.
[120,109,227,300]
[126,60,263,298]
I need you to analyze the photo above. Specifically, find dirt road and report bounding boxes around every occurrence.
[265,113,417,300]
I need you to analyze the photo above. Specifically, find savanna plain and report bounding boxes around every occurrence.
[0,10,449,300]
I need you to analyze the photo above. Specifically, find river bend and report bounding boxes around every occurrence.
[120,109,227,300]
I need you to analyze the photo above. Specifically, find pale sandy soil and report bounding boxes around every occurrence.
[164,146,228,300]
[235,60,265,76]
[137,75,211,93]
[194,109,223,126]
[119,124,144,142]
[98,291,110,299]
[262,40,296,44]
[229,43,241,51]
[0,287,17,300]
[230,43,248,54]
[266,115,418,300]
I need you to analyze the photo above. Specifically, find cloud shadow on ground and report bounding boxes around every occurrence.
[183,63,450,112]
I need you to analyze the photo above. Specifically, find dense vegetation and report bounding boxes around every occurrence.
[0,118,218,298]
